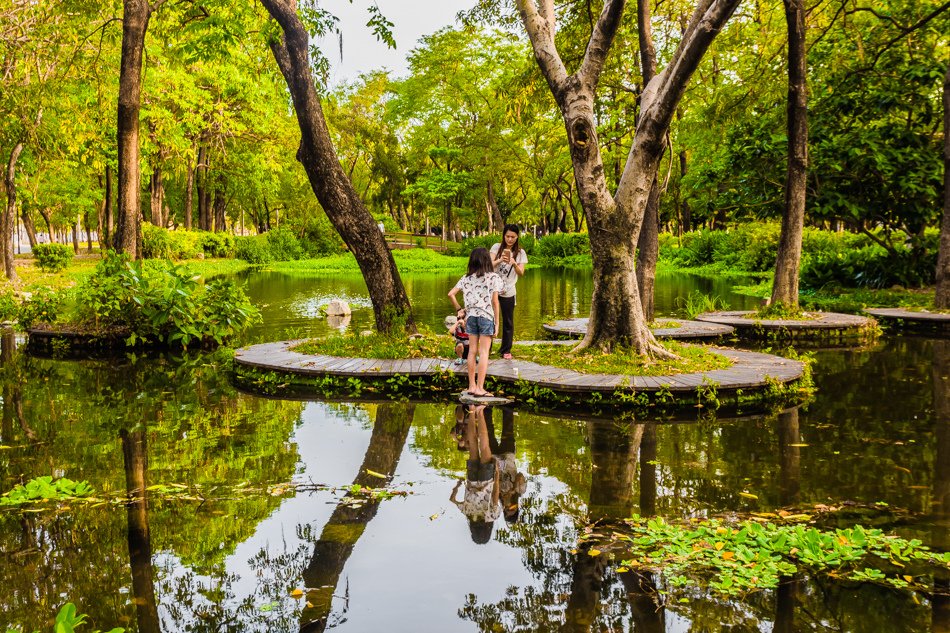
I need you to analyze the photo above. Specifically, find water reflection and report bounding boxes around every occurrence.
[300,403,413,632]
[1,330,948,630]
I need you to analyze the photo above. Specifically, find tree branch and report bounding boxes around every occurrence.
[577,0,625,91]
[516,0,568,101]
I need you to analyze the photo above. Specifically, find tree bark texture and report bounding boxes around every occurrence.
[212,174,226,231]
[197,141,210,231]
[771,0,808,308]
[113,0,151,258]
[518,0,739,356]
[98,164,114,249]
[20,207,36,250]
[184,155,194,230]
[635,0,662,322]
[149,165,164,227]
[260,0,416,333]
[4,142,23,282]
[935,64,950,308]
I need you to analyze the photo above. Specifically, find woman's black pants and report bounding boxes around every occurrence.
[498,295,515,356]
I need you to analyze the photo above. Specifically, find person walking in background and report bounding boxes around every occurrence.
[448,247,502,397]
[490,224,527,360]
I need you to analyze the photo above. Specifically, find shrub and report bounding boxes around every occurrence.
[448,234,501,256]
[0,289,17,321]
[32,243,73,272]
[17,286,67,328]
[298,216,344,256]
[265,227,304,261]
[535,232,590,259]
[142,225,203,260]
[197,231,235,258]
[235,235,272,264]
[79,252,258,348]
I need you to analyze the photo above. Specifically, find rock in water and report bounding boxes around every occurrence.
[325,300,351,316]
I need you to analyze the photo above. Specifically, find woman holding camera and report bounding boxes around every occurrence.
[490,224,528,359]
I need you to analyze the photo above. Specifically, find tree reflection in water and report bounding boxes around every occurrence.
[298,403,414,633]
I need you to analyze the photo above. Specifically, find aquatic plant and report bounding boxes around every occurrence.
[601,515,950,596]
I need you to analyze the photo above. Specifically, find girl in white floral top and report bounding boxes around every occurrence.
[448,248,503,397]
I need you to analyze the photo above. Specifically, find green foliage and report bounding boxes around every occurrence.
[265,227,304,261]
[17,286,67,328]
[664,223,938,290]
[196,231,236,258]
[675,291,729,319]
[7,602,125,633]
[0,289,18,321]
[610,516,950,596]
[31,243,73,272]
[234,235,273,264]
[142,226,237,260]
[0,476,94,506]
[512,341,731,377]
[77,252,258,348]
[292,329,456,360]
[534,233,590,260]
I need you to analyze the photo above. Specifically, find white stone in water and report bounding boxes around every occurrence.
[324,299,351,316]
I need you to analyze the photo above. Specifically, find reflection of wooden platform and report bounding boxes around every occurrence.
[458,393,513,406]
[542,317,734,340]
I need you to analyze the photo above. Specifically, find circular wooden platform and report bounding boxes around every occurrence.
[865,307,950,335]
[695,311,876,340]
[234,340,804,398]
[542,317,734,341]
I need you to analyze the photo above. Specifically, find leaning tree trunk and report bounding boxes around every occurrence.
[113,0,157,259]
[518,0,739,356]
[771,0,808,308]
[20,207,36,250]
[3,142,23,282]
[260,0,415,333]
[935,64,950,308]
[635,0,663,323]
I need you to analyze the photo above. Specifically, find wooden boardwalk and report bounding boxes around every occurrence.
[696,310,875,337]
[234,340,804,395]
[542,317,734,340]
[865,307,950,335]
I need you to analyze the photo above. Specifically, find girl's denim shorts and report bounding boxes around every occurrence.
[466,315,495,336]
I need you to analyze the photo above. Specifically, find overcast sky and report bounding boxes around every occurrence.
[317,0,479,85]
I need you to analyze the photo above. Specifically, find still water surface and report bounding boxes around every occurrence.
[0,269,947,632]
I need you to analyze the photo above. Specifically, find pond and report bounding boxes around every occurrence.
[0,269,947,632]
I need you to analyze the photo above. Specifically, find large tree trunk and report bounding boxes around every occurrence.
[212,174,226,232]
[935,65,950,308]
[518,0,739,356]
[770,0,808,308]
[113,0,155,258]
[3,142,23,282]
[635,0,662,323]
[260,0,416,333]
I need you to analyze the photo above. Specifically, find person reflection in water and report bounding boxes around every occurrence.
[450,404,501,544]
[494,407,527,524]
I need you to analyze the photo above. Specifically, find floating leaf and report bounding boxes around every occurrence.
[290,588,304,598]
[365,469,387,479]
[738,492,758,500]
[587,549,601,557]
